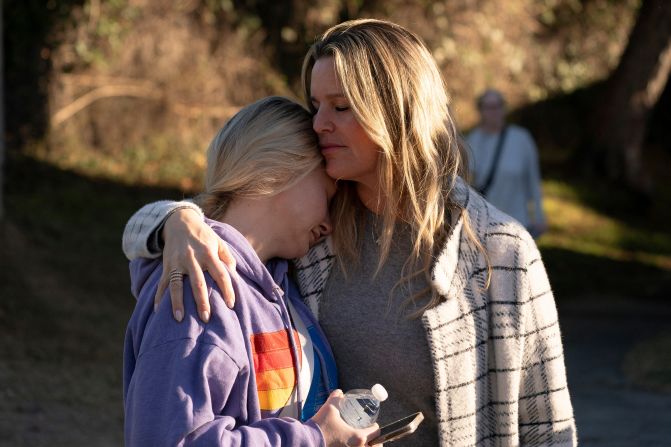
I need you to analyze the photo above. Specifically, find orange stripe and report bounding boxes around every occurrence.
[250,329,302,373]
[255,366,296,391]
[257,387,294,411]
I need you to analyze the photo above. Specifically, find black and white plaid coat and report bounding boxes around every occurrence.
[293,182,577,446]
[122,181,577,446]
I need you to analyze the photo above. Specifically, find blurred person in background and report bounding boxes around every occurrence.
[123,96,379,446]
[122,20,576,446]
[466,89,548,238]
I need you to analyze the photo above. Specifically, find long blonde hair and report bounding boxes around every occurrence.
[196,96,322,220]
[302,19,481,317]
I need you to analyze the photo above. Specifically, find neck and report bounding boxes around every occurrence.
[220,199,274,263]
[481,122,504,134]
[356,181,385,215]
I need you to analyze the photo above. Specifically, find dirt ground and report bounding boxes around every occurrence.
[0,221,128,446]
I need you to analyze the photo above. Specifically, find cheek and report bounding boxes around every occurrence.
[355,140,380,170]
[324,159,339,178]
[309,194,327,224]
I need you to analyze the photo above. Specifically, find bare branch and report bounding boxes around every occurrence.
[51,84,163,127]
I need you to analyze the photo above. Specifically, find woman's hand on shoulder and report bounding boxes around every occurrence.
[311,390,382,447]
[154,208,237,322]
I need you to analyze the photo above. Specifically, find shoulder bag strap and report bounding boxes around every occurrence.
[478,126,508,196]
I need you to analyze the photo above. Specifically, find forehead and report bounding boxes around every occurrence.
[311,57,343,95]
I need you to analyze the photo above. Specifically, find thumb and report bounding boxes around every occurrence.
[328,389,344,399]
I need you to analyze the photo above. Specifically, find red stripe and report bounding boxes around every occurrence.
[250,329,301,373]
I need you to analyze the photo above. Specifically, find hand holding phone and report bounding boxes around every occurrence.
[368,412,424,445]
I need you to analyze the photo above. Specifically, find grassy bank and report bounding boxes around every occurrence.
[539,179,671,300]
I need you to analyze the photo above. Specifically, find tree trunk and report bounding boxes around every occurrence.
[587,0,671,193]
[1,0,5,220]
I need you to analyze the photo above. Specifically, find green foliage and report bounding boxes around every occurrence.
[27,131,206,191]
[539,179,671,300]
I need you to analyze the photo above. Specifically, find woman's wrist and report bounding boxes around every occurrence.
[160,207,203,248]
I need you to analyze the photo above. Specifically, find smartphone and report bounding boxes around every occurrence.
[368,412,424,445]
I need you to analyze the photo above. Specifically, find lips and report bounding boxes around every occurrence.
[319,144,344,156]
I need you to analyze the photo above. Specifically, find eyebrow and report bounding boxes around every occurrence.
[310,93,346,102]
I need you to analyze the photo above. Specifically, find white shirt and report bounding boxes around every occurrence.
[466,124,545,228]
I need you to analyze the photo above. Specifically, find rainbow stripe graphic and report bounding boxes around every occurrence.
[250,329,301,412]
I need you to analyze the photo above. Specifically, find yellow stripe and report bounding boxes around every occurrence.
[257,386,294,411]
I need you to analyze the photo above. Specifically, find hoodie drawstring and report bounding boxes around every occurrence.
[272,284,304,419]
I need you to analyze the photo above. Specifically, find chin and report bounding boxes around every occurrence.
[326,164,356,182]
[280,246,309,260]
[325,162,340,179]
[296,242,312,259]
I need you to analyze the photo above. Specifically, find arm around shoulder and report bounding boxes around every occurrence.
[122,200,204,260]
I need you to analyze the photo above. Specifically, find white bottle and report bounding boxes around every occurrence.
[339,384,388,428]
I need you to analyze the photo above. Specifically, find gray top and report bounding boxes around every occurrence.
[318,210,438,446]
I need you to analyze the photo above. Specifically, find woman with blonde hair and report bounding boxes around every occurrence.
[123,20,576,446]
[123,96,379,446]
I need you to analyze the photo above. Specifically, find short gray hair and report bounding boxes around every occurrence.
[476,89,506,109]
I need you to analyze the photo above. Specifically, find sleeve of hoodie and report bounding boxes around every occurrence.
[122,200,204,260]
[125,293,324,447]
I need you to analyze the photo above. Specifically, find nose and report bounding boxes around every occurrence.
[312,107,333,134]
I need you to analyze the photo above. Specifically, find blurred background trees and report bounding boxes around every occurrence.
[5,0,669,192]
[584,0,671,196]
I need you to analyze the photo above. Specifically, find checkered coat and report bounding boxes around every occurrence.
[293,182,577,446]
[122,181,577,446]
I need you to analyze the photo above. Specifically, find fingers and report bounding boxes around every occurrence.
[346,430,370,447]
[168,270,185,322]
[325,389,344,406]
[160,265,211,323]
[363,423,381,447]
[329,389,344,398]
[154,271,169,312]
[218,238,237,271]
[160,214,235,317]
[184,258,210,323]
[311,389,383,447]
[345,423,378,447]
[212,239,236,309]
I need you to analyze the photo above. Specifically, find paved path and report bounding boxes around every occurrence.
[559,298,671,446]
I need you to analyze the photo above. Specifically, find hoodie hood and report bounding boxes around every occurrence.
[206,218,288,302]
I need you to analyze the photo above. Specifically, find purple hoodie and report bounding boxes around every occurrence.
[123,220,324,446]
